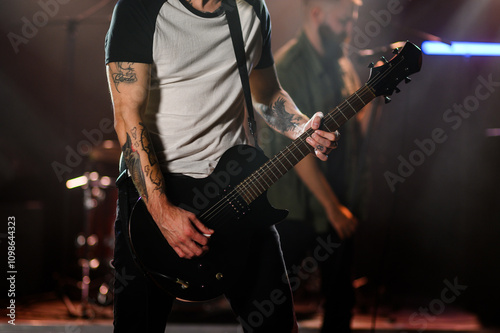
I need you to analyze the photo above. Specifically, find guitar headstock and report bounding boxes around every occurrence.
[367,41,422,103]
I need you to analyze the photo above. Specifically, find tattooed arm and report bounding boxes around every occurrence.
[250,65,355,236]
[106,62,213,259]
[250,65,338,161]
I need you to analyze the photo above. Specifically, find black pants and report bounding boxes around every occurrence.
[276,220,355,333]
[113,176,297,332]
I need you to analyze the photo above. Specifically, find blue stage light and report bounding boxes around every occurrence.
[422,41,500,56]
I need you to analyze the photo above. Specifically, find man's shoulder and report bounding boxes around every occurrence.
[110,0,166,23]
[106,0,166,64]
[114,0,166,10]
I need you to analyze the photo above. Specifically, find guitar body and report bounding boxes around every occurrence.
[128,145,288,302]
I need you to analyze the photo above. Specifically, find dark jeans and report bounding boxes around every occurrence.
[276,219,355,333]
[113,176,297,333]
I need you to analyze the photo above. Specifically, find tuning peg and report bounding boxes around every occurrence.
[380,56,388,64]
[395,87,401,94]
[392,48,400,54]
[368,62,375,68]
[405,77,412,84]
[384,96,391,104]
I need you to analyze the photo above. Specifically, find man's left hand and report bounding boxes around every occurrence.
[304,112,340,161]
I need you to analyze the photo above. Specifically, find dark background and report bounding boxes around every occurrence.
[1,0,499,325]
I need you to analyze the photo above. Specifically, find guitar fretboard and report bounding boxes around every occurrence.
[235,84,376,204]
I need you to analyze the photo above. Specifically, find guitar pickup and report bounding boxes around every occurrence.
[226,195,249,219]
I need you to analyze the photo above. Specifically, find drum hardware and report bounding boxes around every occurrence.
[65,170,116,318]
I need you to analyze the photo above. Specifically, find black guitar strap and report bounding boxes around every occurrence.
[222,0,259,148]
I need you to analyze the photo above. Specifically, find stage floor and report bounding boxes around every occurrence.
[1,292,494,333]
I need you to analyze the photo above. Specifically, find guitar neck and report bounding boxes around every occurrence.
[236,84,376,204]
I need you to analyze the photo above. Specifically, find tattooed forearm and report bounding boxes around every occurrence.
[122,123,166,202]
[122,132,149,201]
[149,167,164,193]
[258,97,303,134]
[139,122,158,167]
[112,62,138,93]
[139,123,165,195]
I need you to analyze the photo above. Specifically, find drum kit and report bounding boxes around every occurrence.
[64,139,121,319]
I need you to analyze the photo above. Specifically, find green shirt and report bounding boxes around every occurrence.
[260,31,364,233]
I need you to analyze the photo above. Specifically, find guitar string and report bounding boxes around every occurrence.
[199,56,405,227]
[198,120,320,226]
[233,84,374,198]
[198,87,371,228]
[232,84,374,200]
[211,57,405,226]
[198,85,375,228]
[199,85,374,228]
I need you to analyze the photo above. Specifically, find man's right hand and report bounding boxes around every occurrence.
[158,203,214,259]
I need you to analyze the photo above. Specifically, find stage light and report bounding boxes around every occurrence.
[66,175,88,189]
[87,234,98,246]
[89,171,99,181]
[422,41,500,56]
[486,128,500,137]
[100,176,111,187]
[99,284,109,295]
[76,234,86,247]
[89,258,100,269]
[102,140,116,149]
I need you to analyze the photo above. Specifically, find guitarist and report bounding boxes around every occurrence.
[260,0,371,332]
[105,0,339,332]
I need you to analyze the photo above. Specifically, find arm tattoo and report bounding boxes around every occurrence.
[139,122,157,167]
[149,167,164,193]
[112,62,138,93]
[122,131,148,201]
[122,123,166,202]
[138,122,165,195]
[143,163,163,192]
[259,97,301,133]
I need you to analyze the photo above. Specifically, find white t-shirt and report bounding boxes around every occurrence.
[105,0,273,177]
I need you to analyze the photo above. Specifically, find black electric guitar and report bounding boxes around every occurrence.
[128,41,422,302]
